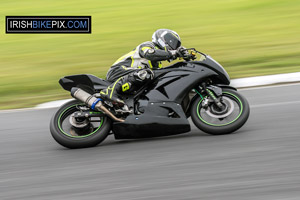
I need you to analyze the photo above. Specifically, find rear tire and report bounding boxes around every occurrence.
[191,88,250,135]
[50,100,111,148]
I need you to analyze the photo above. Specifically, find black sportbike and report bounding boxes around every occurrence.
[50,49,250,148]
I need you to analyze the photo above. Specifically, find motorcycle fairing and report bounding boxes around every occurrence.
[146,62,218,103]
[191,55,230,85]
[113,62,226,138]
[113,101,190,139]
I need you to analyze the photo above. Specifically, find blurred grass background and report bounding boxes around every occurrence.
[0,0,300,109]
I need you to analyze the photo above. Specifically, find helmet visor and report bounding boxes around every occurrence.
[163,33,181,50]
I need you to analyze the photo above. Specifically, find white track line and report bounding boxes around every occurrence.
[0,108,37,114]
[251,100,300,108]
[230,71,300,88]
[239,82,300,91]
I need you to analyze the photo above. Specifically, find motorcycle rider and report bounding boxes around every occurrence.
[100,29,190,105]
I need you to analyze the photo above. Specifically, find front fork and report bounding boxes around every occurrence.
[194,83,224,109]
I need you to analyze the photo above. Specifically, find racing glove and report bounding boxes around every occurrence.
[169,47,189,60]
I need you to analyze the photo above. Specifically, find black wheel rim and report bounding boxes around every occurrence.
[196,92,243,126]
[57,104,104,138]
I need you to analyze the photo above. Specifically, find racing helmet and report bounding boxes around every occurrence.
[152,29,181,50]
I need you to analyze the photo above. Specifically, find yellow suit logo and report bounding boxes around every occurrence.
[122,83,130,92]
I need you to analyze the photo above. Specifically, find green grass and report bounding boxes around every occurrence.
[0,0,300,109]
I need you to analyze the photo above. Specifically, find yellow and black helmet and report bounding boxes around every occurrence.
[152,29,181,50]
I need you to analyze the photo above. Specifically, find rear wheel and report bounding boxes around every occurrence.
[50,100,111,148]
[191,88,250,135]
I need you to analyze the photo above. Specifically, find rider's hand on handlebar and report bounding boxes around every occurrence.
[170,47,196,61]
[169,47,188,60]
[176,47,189,59]
[177,47,198,61]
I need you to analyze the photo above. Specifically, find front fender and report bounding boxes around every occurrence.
[216,84,237,91]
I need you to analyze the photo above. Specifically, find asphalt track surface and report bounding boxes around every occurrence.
[1,84,300,200]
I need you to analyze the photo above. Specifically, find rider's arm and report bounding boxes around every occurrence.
[139,44,175,62]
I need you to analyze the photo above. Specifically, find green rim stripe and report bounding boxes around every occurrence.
[196,92,243,127]
[58,104,103,138]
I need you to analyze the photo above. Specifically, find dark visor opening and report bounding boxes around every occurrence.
[163,33,181,50]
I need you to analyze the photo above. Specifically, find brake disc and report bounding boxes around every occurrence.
[69,112,89,128]
[205,96,235,119]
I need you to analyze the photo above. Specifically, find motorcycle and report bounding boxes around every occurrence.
[50,48,250,148]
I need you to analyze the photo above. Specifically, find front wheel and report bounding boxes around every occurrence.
[50,100,112,148]
[191,88,250,135]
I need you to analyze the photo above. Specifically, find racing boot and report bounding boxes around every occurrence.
[100,77,125,106]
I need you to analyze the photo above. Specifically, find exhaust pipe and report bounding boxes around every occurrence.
[71,87,124,122]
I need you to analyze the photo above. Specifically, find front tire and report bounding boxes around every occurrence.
[50,100,111,148]
[191,88,250,135]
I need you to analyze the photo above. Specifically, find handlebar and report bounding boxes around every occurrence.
[185,48,207,57]
[180,48,207,61]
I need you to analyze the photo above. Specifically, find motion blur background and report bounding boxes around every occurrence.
[0,0,299,109]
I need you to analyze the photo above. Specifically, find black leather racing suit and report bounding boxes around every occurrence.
[106,41,173,81]
[100,41,175,103]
